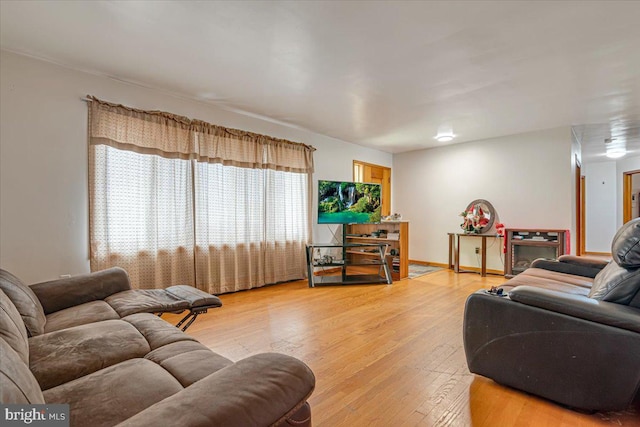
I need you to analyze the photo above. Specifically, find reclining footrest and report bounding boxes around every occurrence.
[165,285,222,331]
[105,286,222,331]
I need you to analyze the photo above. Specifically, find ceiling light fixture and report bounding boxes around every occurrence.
[435,124,456,142]
[606,148,627,159]
[604,137,627,159]
[435,133,455,142]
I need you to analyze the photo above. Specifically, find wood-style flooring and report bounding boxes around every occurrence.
[164,270,639,426]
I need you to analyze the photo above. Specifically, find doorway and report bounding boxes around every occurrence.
[623,170,640,223]
[353,161,391,217]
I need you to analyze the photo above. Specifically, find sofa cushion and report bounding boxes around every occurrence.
[122,313,197,350]
[0,269,46,336]
[117,353,315,427]
[0,338,45,404]
[44,300,120,333]
[502,268,593,295]
[30,267,131,315]
[43,358,183,427]
[145,341,233,387]
[29,320,151,390]
[611,217,640,268]
[589,261,640,306]
[0,289,29,364]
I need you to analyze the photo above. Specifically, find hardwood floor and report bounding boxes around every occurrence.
[164,270,639,426]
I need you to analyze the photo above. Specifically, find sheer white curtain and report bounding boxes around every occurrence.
[89,97,314,291]
[192,124,312,293]
[194,163,266,293]
[90,145,195,288]
[263,169,309,285]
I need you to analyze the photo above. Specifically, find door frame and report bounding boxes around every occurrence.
[580,176,585,255]
[623,169,640,223]
[575,155,583,256]
[353,160,391,217]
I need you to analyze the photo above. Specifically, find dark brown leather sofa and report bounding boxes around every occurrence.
[463,218,640,412]
[0,268,315,426]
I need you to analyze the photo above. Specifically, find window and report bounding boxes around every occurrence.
[88,97,314,292]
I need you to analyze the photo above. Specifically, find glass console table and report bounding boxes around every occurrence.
[305,242,392,287]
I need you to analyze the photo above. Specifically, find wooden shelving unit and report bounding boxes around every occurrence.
[346,221,409,280]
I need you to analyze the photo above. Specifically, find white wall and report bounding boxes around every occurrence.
[583,162,617,252]
[393,127,573,271]
[0,50,391,283]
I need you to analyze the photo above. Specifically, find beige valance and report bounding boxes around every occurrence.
[88,96,315,173]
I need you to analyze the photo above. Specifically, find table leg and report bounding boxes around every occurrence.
[306,246,315,287]
[481,236,487,277]
[454,234,460,273]
[448,234,454,269]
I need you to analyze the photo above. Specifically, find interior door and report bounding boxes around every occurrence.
[354,161,391,217]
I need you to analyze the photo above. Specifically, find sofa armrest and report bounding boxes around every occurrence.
[509,285,640,333]
[117,353,315,427]
[30,268,132,314]
[557,255,610,269]
[530,258,604,278]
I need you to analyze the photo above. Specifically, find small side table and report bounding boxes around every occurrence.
[447,232,500,277]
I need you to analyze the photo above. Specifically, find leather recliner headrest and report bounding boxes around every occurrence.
[612,218,640,268]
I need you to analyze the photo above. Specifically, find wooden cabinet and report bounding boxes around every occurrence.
[505,228,567,277]
[346,221,409,280]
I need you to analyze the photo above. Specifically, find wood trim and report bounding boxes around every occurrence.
[575,155,581,256]
[353,159,391,169]
[580,175,585,255]
[408,260,503,276]
[409,259,443,267]
[382,168,391,217]
[583,251,612,257]
[623,172,633,223]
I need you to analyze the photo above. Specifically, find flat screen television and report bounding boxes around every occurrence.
[318,180,381,224]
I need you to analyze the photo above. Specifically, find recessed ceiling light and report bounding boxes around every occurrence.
[604,137,627,159]
[435,123,456,142]
[606,149,627,159]
[435,133,455,142]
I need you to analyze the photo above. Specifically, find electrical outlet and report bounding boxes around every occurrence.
[474,247,480,254]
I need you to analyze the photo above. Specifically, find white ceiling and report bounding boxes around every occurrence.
[1,1,639,160]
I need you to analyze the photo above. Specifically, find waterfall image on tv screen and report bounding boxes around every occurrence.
[318,180,381,224]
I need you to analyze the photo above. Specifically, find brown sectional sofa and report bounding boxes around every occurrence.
[0,268,315,426]
[463,218,640,411]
